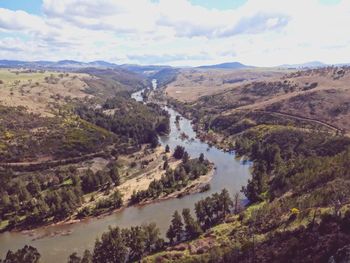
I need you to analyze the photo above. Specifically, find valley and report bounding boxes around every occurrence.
[0,63,350,263]
[142,66,350,262]
[1,1,350,262]
[0,66,250,262]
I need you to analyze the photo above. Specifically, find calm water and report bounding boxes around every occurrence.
[0,81,251,262]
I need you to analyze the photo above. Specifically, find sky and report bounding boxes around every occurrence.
[0,0,349,66]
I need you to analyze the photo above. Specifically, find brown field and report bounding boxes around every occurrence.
[165,66,350,132]
[0,68,94,116]
[165,68,290,102]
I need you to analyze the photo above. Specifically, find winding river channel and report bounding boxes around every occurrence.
[0,80,251,262]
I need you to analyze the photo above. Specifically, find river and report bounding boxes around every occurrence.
[0,80,251,262]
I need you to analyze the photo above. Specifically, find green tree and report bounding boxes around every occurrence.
[182,151,190,164]
[142,223,161,253]
[195,200,206,227]
[173,146,185,160]
[165,144,170,153]
[109,165,120,186]
[127,226,145,261]
[182,208,203,239]
[2,245,40,263]
[199,153,205,163]
[166,224,176,244]
[171,210,183,242]
[219,189,233,219]
[68,252,81,263]
[26,179,41,196]
[110,190,123,208]
[149,131,159,148]
[92,227,127,263]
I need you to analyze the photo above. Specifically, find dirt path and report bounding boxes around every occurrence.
[0,151,107,170]
[255,110,342,133]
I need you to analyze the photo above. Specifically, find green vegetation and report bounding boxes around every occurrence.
[173,145,185,159]
[79,68,149,99]
[143,124,350,261]
[0,86,169,231]
[130,152,211,204]
[66,223,164,263]
[0,245,40,263]
[64,189,233,263]
[0,69,55,85]
[0,160,124,231]
[75,96,169,147]
[0,105,115,162]
[143,76,350,262]
[151,68,179,87]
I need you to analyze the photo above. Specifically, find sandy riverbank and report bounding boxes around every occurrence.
[17,163,214,240]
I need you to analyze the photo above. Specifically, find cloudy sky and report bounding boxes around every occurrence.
[0,0,349,66]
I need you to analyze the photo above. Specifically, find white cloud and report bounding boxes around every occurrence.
[0,0,349,66]
[0,8,48,32]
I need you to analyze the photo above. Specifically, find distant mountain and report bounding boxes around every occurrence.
[335,62,350,67]
[278,61,327,69]
[88,60,118,68]
[0,60,177,78]
[197,62,250,70]
[119,64,173,75]
[0,60,119,69]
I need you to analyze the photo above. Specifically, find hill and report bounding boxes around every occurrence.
[278,61,327,69]
[0,66,171,234]
[165,66,350,133]
[139,66,350,263]
[0,60,119,69]
[197,61,250,70]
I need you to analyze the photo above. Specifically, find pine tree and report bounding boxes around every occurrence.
[182,208,203,239]
[92,227,127,263]
[128,226,146,261]
[173,146,185,159]
[182,151,190,164]
[220,189,233,219]
[142,223,161,253]
[166,224,176,244]
[199,153,205,163]
[171,210,183,242]
[165,144,170,153]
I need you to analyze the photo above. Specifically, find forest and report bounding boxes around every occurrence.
[0,87,170,232]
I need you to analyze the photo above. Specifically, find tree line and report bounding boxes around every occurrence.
[0,162,123,230]
[67,189,234,263]
[1,188,236,263]
[130,148,210,204]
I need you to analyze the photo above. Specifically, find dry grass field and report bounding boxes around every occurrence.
[0,69,94,116]
[165,66,350,132]
[165,68,290,102]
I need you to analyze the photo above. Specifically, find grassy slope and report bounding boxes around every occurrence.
[0,67,172,232]
[144,67,350,262]
[165,66,350,133]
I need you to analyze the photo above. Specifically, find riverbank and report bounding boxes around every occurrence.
[0,80,251,263]
[136,164,214,206]
[17,164,215,241]
[151,89,235,153]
